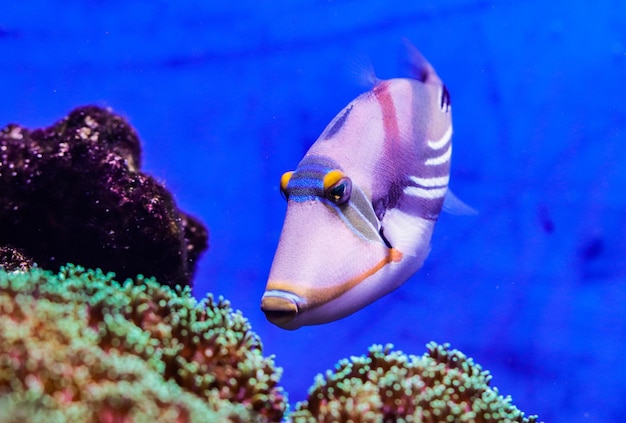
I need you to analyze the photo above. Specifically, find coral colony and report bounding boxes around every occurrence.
[0,107,538,422]
[0,265,285,422]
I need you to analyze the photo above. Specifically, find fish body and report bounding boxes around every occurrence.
[262,45,453,329]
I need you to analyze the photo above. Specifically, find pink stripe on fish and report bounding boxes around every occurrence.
[373,82,401,147]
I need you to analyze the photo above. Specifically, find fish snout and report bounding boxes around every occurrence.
[260,290,303,328]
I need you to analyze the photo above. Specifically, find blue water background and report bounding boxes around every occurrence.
[2,1,625,421]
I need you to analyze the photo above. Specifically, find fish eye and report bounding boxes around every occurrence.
[323,170,352,205]
[280,171,293,200]
[326,178,352,204]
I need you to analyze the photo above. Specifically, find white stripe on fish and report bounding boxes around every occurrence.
[427,125,452,150]
[425,145,452,166]
[408,175,450,188]
[403,185,448,200]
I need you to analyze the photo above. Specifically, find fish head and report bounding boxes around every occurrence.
[261,157,420,329]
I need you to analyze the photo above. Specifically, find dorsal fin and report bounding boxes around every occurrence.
[402,38,442,85]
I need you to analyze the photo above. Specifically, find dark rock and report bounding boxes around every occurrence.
[0,105,208,288]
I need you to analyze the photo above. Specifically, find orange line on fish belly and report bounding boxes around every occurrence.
[277,248,404,309]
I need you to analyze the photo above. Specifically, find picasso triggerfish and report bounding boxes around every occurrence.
[262,43,457,329]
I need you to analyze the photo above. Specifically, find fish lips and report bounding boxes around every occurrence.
[260,290,305,329]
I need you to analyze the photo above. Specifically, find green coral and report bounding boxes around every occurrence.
[0,265,539,423]
[0,265,286,422]
[289,343,538,423]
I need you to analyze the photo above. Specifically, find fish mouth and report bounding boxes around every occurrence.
[260,290,304,328]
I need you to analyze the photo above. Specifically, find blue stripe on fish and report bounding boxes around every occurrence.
[284,156,382,243]
[284,157,334,202]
